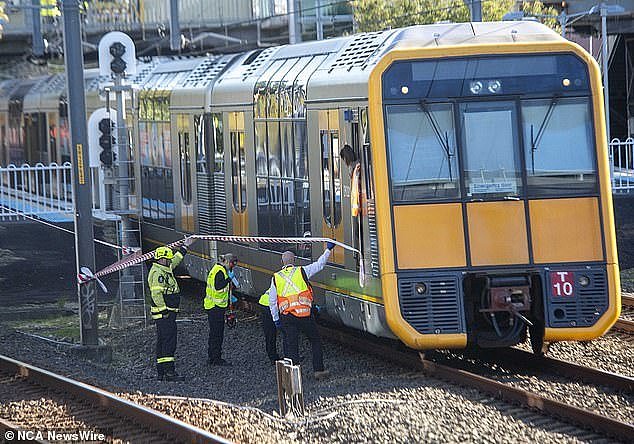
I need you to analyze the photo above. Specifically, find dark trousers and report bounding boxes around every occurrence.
[281,313,324,372]
[207,307,226,362]
[155,311,177,376]
[260,305,279,362]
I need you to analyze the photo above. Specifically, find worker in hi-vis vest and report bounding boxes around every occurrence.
[148,237,194,381]
[258,289,280,364]
[268,242,335,380]
[204,253,238,366]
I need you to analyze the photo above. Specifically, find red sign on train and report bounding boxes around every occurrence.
[550,271,574,297]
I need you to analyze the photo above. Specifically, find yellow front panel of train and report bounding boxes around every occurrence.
[530,197,603,263]
[393,203,466,269]
[467,201,529,266]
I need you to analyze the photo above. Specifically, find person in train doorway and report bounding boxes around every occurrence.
[205,253,239,366]
[268,242,336,380]
[258,289,280,365]
[340,144,361,218]
[148,238,195,382]
[340,144,363,265]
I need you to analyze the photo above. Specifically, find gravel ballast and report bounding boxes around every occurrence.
[0,297,630,443]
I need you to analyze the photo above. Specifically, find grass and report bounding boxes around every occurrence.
[5,309,111,343]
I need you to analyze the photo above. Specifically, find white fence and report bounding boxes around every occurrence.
[0,163,74,221]
[610,138,634,193]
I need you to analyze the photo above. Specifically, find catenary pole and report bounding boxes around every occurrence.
[169,0,180,52]
[31,0,45,57]
[62,0,99,346]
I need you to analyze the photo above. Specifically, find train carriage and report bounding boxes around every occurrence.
[0,20,619,353]
[191,21,619,351]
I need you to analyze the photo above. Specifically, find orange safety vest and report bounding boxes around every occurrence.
[274,266,313,317]
[351,162,361,217]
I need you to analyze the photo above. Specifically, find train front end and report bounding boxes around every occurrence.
[369,41,620,351]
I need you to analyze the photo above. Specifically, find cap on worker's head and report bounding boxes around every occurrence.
[281,251,295,266]
[222,253,238,265]
[154,246,174,260]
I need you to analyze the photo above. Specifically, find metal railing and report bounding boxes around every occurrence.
[1,0,285,36]
[610,137,634,193]
[0,162,74,221]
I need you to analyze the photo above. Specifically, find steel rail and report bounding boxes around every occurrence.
[622,294,634,308]
[319,326,634,442]
[614,318,634,334]
[0,355,232,444]
[476,347,634,392]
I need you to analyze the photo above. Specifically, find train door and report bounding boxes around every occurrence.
[24,112,47,164]
[339,107,365,270]
[176,113,195,232]
[47,112,59,164]
[319,109,344,265]
[229,111,248,236]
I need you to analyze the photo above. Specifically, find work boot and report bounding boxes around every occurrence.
[164,371,185,382]
[314,369,330,380]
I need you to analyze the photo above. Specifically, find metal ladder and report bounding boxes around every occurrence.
[112,120,147,328]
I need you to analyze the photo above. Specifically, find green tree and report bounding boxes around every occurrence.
[520,1,561,33]
[353,0,559,33]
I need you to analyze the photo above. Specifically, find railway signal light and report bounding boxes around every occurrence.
[98,32,136,77]
[98,118,117,167]
[109,42,127,74]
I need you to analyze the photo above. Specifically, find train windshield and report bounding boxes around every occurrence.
[383,54,597,202]
[386,103,459,200]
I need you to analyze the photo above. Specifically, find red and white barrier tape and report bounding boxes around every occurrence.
[80,235,365,288]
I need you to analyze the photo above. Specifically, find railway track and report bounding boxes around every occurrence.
[0,355,230,444]
[319,326,634,443]
[616,293,634,333]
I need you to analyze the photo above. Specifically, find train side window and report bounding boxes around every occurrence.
[331,130,341,226]
[321,130,332,226]
[231,131,240,211]
[360,108,374,199]
[231,128,247,213]
[238,131,247,212]
[194,115,206,173]
[178,130,192,205]
[212,113,223,173]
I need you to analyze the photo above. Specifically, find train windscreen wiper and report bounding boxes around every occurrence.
[529,97,559,174]
[420,101,454,181]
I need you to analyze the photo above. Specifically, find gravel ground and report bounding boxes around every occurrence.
[432,350,634,424]
[0,297,628,444]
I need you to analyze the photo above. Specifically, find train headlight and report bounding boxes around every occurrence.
[401,86,409,95]
[562,78,571,87]
[487,80,501,93]
[415,282,427,295]
[469,81,483,94]
[578,275,590,287]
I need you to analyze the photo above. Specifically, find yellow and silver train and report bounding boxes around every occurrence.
[0,22,620,352]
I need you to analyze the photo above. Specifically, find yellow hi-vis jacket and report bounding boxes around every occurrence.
[258,290,270,307]
[148,251,184,320]
[274,266,313,317]
[351,162,361,217]
[41,0,61,17]
[205,264,229,309]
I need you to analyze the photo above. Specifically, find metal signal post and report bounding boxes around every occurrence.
[62,0,99,346]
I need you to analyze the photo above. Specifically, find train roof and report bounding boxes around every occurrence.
[0,80,21,112]
[212,21,563,107]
